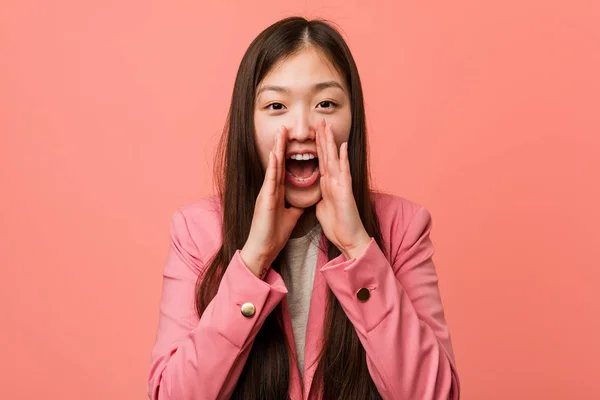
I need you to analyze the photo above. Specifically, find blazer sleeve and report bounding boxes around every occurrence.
[320,206,460,400]
[147,209,288,400]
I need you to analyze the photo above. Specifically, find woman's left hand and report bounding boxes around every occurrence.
[315,119,371,260]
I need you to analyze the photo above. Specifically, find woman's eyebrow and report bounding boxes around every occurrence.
[256,80,345,96]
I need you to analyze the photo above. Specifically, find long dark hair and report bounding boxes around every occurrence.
[196,17,384,399]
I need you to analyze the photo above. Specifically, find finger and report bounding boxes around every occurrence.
[325,121,339,173]
[279,126,287,185]
[316,119,327,176]
[340,142,350,174]
[316,122,324,176]
[274,129,282,186]
[263,151,278,197]
[326,120,338,160]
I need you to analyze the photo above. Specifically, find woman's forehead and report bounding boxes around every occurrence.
[258,48,346,94]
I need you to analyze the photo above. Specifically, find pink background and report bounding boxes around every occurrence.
[1,1,599,399]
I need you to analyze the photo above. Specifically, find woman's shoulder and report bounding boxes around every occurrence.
[370,191,433,258]
[168,196,223,263]
[370,191,428,223]
[176,196,222,225]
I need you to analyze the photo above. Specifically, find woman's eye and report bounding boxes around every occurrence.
[266,102,285,110]
[317,101,337,109]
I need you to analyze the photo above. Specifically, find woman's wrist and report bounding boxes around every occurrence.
[240,246,270,279]
[340,232,371,260]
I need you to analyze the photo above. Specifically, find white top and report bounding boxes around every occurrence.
[282,225,321,376]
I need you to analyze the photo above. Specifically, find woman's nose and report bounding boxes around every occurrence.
[286,113,316,142]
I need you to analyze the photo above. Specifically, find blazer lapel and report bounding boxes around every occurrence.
[280,296,304,400]
[302,232,330,398]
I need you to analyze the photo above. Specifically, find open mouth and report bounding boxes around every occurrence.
[285,153,319,187]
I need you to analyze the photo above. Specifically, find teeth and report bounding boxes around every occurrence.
[290,154,315,160]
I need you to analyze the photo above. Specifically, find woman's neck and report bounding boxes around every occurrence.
[290,205,318,239]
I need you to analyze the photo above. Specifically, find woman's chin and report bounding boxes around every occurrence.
[284,185,321,209]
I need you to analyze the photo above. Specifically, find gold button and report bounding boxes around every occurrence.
[240,302,256,318]
[356,288,370,302]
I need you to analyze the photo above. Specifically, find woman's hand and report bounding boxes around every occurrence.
[315,119,371,260]
[241,126,304,278]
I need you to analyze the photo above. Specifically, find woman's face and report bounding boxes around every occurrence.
[254,47,352,209]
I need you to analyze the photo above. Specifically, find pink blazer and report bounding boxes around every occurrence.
[148,193,460,399]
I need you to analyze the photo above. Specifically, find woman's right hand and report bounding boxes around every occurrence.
[240,126,304,278]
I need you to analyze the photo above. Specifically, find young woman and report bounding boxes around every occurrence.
[148,16,460,400]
